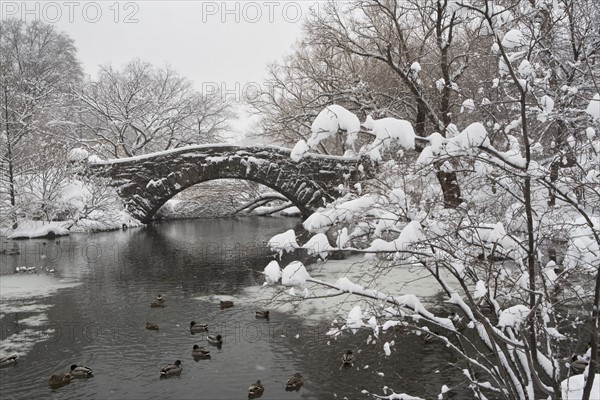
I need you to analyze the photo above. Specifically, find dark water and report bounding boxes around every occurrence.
[0,217,467,399]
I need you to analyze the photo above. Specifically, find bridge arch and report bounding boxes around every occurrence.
[87,145,371,223]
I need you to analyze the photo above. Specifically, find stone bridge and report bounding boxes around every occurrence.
[87,144,373,223]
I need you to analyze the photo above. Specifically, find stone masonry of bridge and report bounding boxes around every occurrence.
[87,145,373,223]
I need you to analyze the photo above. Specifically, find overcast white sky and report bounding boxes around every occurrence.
[3,1,320,136]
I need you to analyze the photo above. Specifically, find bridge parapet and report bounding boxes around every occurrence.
[87,145,373,223]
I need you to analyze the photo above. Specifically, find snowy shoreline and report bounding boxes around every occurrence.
[2,206,302,241]
[2,215,142,240]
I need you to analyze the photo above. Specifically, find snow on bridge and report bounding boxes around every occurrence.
[86,144,373,223]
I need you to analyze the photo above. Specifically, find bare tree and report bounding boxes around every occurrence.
[72,60,233,158]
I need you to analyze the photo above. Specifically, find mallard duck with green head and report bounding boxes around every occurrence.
[192,345,211,359]
[70,364,93,378]
[48,373,72,388]
[248,380,264,398]
[0,355,18,368]
[159,360,182,377]
[285,373,304,391]
[190,321,208,334]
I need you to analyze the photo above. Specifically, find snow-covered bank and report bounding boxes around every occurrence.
[4,212,142,239]
[5,220,70,239]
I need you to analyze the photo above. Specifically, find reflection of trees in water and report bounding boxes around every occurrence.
[114,218,301,296]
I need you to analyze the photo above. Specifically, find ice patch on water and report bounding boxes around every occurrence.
[0,273,81,359]
[237,255,460,323]
[193,294,238,303]
[17,313,50,326]
[0,302,52,318]
[0,328,56,358]
[1,274,81,300]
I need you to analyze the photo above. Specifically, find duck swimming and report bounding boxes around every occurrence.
[0,355,18,368]
[146,322,159,330]
[341,350,354,367]
[160,360,182,377]
[70,364,93,378]
[248,380,264,398]
[150,295,165,308]
[48,373,72,388]
[207,334,223,346]
[255,311,269,319]
[220,300,234,309]
[190,321,209,334]
[285,373,304,391]
[192,345,211,359]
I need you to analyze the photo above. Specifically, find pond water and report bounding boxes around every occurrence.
[0,217,468,399]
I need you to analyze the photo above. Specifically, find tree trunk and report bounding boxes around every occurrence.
[2,87,17,228]
[436,170,462,208]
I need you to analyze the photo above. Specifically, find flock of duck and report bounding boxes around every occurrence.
[158,296,360,397]
[144,295,356,398]
[1,291,589,396]
[0,294,354,397]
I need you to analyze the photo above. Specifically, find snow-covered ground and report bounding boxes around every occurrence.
[4,213,141,239]
[5,220,71,239]
[561,374,600,399]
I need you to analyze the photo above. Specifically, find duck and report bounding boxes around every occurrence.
[248,380,264,398]
[70,364,93,378]
[0,354,18,368]
[220,300,234,309]
[207,334,223,346]
[146,322,159,330]
[285,373,304,391]
[150,295,165,308]
[341,350,354,367]
[190,321,209,334]
[255,311,270,319]
[192,345,211,359]
[48,373,72,388]
[159,360,182,377]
